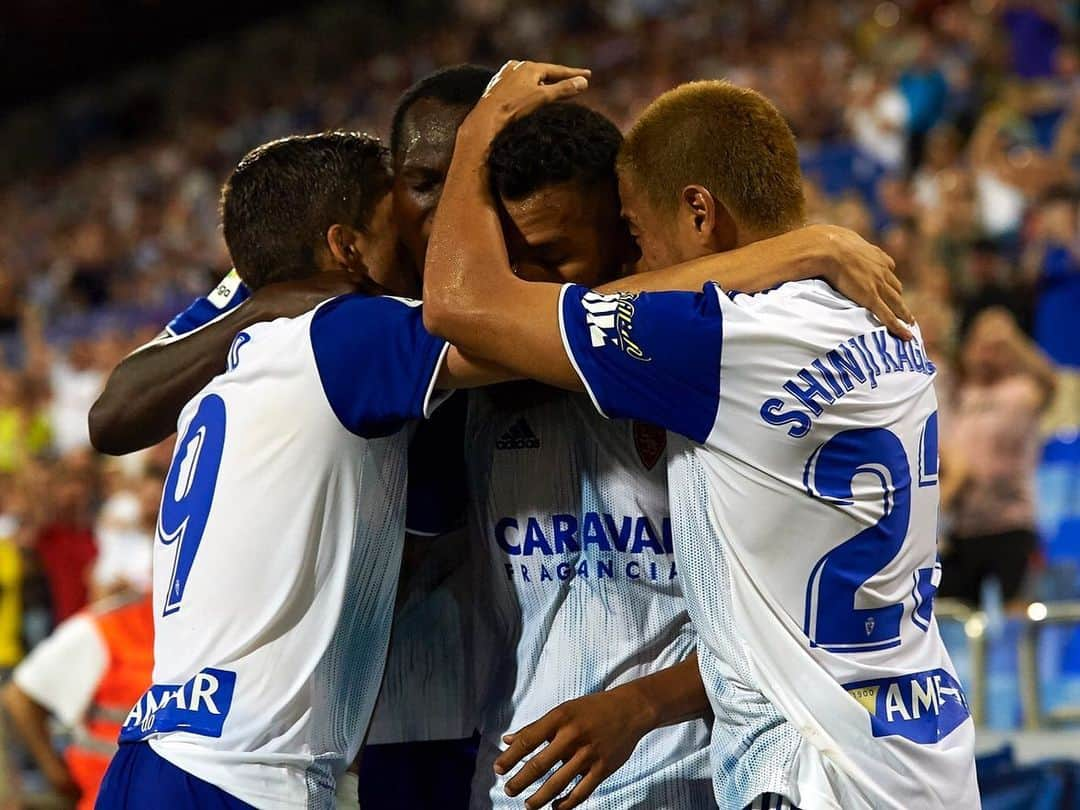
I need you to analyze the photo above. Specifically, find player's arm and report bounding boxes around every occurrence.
[423,61,909,394]
[600,224,913,339]
[423,89,721,439]
[423,62,589,393]
[89,272,362,455]
[1,614,109,802]
[493,654,709,810]
[90,308,260,455]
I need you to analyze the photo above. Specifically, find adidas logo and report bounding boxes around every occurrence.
[496,418,540,450]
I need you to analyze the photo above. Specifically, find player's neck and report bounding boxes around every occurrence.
[731,222,792,250]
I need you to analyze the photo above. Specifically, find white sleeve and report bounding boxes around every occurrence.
[12,614,108,728]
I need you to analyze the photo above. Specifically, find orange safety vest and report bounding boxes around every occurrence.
[64,593,154,810]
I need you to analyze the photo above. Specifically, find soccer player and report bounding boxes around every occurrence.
[465,102,714,810]
[464,103,904,810]
[423,63,979,810]
[90,66,499,810]
[96,132,500,809]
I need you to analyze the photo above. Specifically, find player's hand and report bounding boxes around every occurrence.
[248,270,389,320]
[808,224,914,340]
[466,60,591,138]
[494,689,650,810]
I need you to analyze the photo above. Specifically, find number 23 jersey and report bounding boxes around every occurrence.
[122,294,448,809]
[559,280,978,810]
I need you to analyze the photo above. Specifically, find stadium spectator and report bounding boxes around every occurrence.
[1,591,153,809]
[90,470,157,601]
[1028,184,1080,370]
[939,307,1059,609]
[30,454,99,625]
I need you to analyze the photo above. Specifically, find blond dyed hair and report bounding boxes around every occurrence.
[618,80,805,232]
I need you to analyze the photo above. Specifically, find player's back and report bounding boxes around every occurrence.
[466,384,712,809]
[559,278,979,810]
[674,280,977,809]
[119,293,448,810]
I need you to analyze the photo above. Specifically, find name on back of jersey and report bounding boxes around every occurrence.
[120,668,237,742]
[844,667,970,745]
[760,327,935,438]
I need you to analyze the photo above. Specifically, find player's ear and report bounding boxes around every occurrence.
[681,185,736,252]
[326,224,366,272]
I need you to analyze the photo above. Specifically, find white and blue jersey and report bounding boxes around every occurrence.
[466,384,712,809]
[559,280,979,810]
[120,293,449,809]
[154,272,477,745]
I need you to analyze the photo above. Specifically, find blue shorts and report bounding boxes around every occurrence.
[359,735,478,809]
[97,743,254,809]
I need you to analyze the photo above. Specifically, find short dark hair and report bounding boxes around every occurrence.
[488,103,623,201]
[389,64,495,163]
[221,132,391,290]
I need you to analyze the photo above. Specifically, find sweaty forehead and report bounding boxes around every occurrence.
[504,183,614,241]
[396,99,471,169]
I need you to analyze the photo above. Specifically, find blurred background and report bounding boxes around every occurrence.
[0,0,1077,806]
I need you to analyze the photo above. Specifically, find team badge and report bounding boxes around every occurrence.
[633,421,666,470]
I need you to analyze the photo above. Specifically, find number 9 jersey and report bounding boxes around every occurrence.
[120,293,449,809]
[558,280,979,810]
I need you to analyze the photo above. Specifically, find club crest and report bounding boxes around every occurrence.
[633,421,666,471]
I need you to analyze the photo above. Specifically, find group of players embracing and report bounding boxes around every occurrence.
[88,59,979,810]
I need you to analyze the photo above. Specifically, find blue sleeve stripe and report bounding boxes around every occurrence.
[558,283,610,419]
[164,298,248,339]
[165,276,251,337]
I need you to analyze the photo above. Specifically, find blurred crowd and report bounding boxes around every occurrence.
[0,1,1077,792]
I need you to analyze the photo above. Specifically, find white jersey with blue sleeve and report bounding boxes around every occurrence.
[120,293,448,810]
[156,273,477,745]
[465,384,712,809]
[559,280,978,810]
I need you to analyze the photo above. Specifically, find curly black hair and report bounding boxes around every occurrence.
[221,131,391,290]
[488,103,623,201]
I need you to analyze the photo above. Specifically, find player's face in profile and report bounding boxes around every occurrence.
[617,168,687,272]
[499,180,633,287]
[357,193,402,289]
[392,99,472,272]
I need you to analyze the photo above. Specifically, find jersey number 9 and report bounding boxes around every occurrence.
[158,394,227,616]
